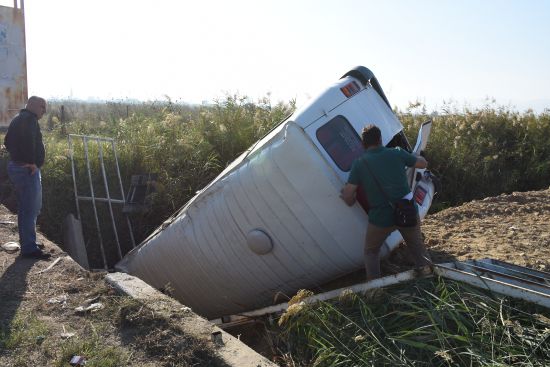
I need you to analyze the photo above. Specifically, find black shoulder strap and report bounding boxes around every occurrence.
[362,157,394,209]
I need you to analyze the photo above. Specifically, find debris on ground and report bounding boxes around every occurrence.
[1,241,19,252]
[74,302,104,314]
[69,355,87,366]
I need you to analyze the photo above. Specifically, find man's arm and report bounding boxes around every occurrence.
[414,156,428,169]
[340,183,358,206]
[400,148,428,169]
[23,163,38,175]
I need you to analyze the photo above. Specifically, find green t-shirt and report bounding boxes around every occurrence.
[348,146,417,227]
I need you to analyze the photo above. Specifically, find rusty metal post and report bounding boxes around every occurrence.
[1,2,27,126]
[21,0,27,101]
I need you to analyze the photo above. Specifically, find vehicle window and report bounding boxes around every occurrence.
[316,115,364,172]
[386,131,412,152]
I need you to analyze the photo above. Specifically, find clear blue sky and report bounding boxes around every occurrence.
[2,0,550,111]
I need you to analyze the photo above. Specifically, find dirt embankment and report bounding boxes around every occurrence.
[422,189,550,272]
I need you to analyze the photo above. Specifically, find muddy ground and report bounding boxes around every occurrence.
[0,188,549,365]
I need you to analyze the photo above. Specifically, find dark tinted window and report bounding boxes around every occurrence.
[386,131,412,151]
[316,116,364,172]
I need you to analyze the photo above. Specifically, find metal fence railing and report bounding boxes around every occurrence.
[68,134,135,269]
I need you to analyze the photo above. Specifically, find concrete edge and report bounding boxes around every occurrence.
[105,272,278,367]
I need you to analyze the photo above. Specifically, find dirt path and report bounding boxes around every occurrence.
[0,206,224,366]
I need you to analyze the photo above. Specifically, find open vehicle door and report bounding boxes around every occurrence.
[413,120,432,154]
[408,120,437,219]
[408,120,433,183]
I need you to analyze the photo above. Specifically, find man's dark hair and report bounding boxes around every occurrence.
[361,125,382,148]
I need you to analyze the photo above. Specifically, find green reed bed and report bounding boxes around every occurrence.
[2,99,549,265]
[276,277,550,366]
[400,104,550,211]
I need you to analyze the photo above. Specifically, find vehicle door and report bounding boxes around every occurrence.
[303,85,403,184]
[408,120,436,219]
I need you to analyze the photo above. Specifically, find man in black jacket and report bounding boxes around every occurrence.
[4,96,50,260]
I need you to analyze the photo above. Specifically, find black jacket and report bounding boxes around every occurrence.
[4,109,46,167]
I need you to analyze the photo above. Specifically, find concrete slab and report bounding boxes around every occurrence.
[62,214,89,269]
[105,272,278,367]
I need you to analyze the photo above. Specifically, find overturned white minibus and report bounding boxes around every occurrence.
[118,66,436,319]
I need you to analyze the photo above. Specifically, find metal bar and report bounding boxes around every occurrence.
[469,260,550,285]
[111,140,136,248]
[76,197,125,204]
[126,217,136,248]
[69,134,116,142]
[434,263,550,309]
[83,137,108,270]
[213,259,550,328]
[454,262,550,295]
[211,267,430,327]
[68,135,81,220]
[478,258,550,280]
[97,139,122,259]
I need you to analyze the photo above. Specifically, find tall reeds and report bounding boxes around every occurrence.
[15,98,549,265]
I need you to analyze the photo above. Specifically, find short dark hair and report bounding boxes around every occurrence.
[361,125,382,148]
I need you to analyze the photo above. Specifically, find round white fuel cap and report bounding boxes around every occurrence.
[246,229,273,255]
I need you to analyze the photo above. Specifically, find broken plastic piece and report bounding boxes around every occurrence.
[75,302,104,313]
[69,355,87,366]
[1,241,20,253]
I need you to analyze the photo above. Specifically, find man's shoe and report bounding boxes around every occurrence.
[21,250,52,260]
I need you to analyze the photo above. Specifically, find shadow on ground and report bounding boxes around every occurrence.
[0,257,38,340]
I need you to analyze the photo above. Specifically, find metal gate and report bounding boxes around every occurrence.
[68,134,135,269]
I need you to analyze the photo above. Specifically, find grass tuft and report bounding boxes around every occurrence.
[0,311,49,350]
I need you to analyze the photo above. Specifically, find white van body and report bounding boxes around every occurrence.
[117,67,436,319]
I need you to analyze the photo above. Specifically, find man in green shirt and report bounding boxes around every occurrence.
[340,125,431,280]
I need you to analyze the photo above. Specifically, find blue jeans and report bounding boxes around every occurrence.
[7,161,42,255]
